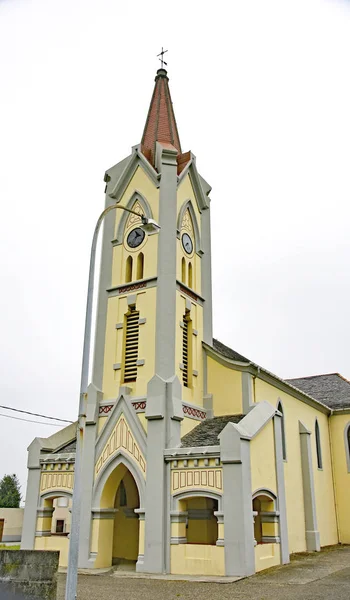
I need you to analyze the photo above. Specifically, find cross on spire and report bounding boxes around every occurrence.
[157,47,168,69]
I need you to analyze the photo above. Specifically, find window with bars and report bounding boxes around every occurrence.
[122,308,139,383]
[182,312,192,388]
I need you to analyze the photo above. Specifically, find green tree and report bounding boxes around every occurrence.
[0,474,21,508]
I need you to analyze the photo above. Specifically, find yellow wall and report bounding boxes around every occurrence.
[176,292,204,407]
[102,287,157,400]
[207,358,243,415]
[35,535,69,568]
[254,378,338,552]
[330,413,350,543]
[250,419,277,496]
[171,544,225,576]
[0,508,23,541]
[255,543,281,572]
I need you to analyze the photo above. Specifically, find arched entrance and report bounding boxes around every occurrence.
[112,469,139,565]
[92,459,143,569]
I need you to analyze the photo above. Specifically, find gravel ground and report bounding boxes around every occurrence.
[57,545,350,600]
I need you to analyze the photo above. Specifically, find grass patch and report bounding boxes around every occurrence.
[0,545,20,550]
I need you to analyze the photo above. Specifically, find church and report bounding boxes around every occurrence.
[21,67,350,578]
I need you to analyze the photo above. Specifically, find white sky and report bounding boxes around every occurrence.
[0,0,349,494]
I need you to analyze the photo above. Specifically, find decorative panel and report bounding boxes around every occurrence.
[40,471,74,493]
[171,468,222,494]
[95,413,146,479]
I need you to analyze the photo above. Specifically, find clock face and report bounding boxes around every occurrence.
[182,233,193,255]
[127,227,145,249]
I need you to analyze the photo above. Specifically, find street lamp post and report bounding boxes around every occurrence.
[65,203,160,600]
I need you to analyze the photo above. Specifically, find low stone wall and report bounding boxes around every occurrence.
[0,550,59,599]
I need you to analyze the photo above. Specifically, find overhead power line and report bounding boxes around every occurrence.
[0,405,73,424]
[0,412,64,427]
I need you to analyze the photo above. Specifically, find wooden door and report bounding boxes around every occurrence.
[0,519,4,542]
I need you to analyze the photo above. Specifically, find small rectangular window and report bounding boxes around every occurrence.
[56,520,65,534]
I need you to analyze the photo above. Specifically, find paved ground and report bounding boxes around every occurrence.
[57,545,350,600]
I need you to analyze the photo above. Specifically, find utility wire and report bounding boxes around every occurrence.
[0,405,73,424]
[0,412,64,427]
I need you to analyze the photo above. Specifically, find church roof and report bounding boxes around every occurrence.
[286,373,350,410]
[212,338,250,363]
[181,414,245,447]
[141,68,190,174]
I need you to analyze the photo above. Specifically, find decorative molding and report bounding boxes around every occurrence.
[261,536,281,544]
[179,284,198,303]
[107,277,157,297]
[91,508,118,520]
[35,530,51,537]
[171,468,223,493]
[123,507,140,519]
[132,400,147,412]
[182,403,206,421]
[170,537,187,545]
[99,405,114,415]
[95,413,146,479]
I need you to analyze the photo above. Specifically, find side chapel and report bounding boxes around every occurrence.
[21,68,350,578]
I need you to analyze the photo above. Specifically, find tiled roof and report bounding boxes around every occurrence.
[181,415,245,447]
[53,439,77,454]
[286,374,350,410]
[141,68,182,168]
[212,338,250,363]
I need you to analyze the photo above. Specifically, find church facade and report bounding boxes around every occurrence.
[21,68,350,578]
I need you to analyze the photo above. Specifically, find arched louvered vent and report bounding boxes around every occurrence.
[123,308,139,383]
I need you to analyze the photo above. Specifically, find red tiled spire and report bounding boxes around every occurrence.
[141,69,182,168]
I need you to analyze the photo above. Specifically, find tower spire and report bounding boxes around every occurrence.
[141,68,182,167]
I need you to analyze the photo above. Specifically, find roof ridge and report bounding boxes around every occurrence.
[287,373,344,381]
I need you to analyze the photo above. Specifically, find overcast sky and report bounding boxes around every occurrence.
[1,0,349,494]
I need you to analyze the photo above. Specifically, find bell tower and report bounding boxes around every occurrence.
[89,67,213,572]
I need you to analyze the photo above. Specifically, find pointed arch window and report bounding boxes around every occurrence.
[315,419,323,470]
[181,257,186,285]
[125,256,133,283]
[137,252,144,280]
[188,262,193,289]
[277,401,287,461]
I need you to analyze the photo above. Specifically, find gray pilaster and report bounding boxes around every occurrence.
[299,421,320,551]
[273,415,289,564]
[201,205,213,345]
[78,384,100,568]
[21,439,43,549]
[154,143,178,380]
[242,372,254,414]
[141,143,183,574]
[219,425,255,577]
[142,375,182,573]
